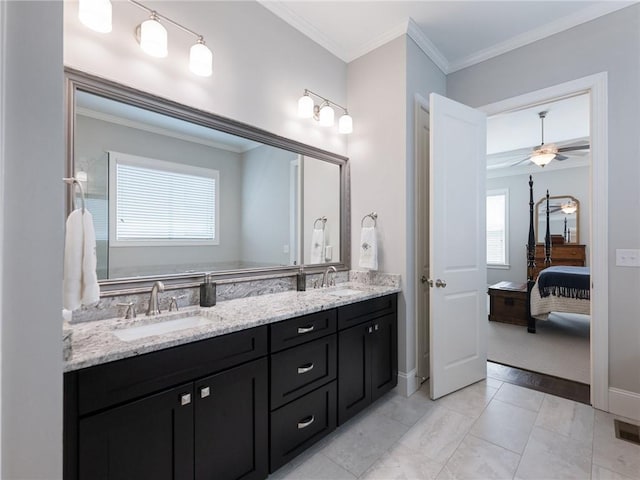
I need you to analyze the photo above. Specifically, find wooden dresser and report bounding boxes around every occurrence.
[531,244,586,279]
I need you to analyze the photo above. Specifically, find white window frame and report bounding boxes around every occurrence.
[108,151,219,247]
[486,188,509,268]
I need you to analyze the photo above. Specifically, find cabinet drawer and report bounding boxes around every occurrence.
[270,335,336,409]
[270,382,336,473]
[77,326,268,415]
[270,309,337,352]
[337,294,397,330]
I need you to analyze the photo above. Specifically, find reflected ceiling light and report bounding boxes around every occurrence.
[561,200,578,214]
[137,12,168,58]
[78,0,113,33]
[297,89,353,134]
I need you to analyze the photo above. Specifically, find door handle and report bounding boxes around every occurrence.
[426,278,434,287]
[435,279,447,288]
[420,275,429,284]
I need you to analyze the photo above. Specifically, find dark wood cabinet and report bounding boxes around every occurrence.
[337,296,398,425]
[78,383,194,480]
[65,327,269,480]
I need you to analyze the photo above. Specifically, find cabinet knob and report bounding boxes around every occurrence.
[374,324,379,331]
[180,393,191,406]
[368,326,373,334]
[297,363,315,374]
[200,386,211,399]
[297,415,315,429]
[297,325,315,334]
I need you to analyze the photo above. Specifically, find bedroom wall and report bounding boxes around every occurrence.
[448,5,640,397]
[487,166,590,285]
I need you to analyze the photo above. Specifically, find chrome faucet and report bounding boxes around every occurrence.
[322,266,337,288]
[146,281,165,316]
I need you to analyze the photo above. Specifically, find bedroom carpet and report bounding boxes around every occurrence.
[487,312,590,384]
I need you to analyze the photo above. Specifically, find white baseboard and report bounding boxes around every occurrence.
[398,369,420,397]
[609,387,640,422]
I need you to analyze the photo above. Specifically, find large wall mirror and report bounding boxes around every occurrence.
[66,69,349,292]
[535,195,580,244]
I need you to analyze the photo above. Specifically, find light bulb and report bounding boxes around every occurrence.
[318,104,334,127]
[190,39,213,77]
[298,94,314,119]
[78,0,112,33]
[338,113,353,134]
[139,15,168,58]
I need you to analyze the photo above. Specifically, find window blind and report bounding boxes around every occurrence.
[115,162,216,242]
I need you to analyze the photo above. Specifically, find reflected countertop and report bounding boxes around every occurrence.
[64,281,401,372]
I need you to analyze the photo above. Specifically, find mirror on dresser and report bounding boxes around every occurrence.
[535,195,580,244]
[66,69,349,292]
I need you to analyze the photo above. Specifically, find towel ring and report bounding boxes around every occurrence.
[361,212,377,227]
[63,177,86,213]
[314,216,327,229]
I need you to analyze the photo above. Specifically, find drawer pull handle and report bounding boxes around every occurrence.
[180,393,191,406]
[297,363,314,374]
[200,386,211,399]
[297,325,315,334]
[297,415,315,429]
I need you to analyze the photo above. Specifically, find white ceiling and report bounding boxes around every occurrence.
[260,1,633,72]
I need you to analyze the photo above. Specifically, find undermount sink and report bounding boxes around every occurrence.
[327,288,362,297]
[113,313,214,342]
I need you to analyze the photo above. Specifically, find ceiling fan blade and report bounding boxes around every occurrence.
[554,154,569,161]
[509,156,531,167]
[558,144,590,153]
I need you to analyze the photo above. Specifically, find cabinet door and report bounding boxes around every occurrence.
[337,322,371,425]
[194,357,268,480]
[371,313,398,402]
[78,383,194,480]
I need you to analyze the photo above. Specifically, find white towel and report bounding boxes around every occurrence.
[63,209,100,310]
[359,226,378,270]
[310,228,325,264]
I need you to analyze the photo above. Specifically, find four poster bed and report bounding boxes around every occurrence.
[525,176,591,333]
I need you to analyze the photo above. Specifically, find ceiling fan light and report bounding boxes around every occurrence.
[530,152,555,167]
[561,201,578,214]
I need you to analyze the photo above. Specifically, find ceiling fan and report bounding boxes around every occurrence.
[512,110,590,168]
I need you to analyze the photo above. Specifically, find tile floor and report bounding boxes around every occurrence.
[269,376,640,480]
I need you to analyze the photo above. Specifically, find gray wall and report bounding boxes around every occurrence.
[348,35,447,388]
[2,1,64,477]
[487,167,590,285]
[448,5,640,394]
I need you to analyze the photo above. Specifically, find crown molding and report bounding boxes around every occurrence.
[343,21,407,63]
[448,2,634,73]
[406,18,450,74]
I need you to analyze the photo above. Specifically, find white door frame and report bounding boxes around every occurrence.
[0,0,6,468]
[479,73,609,411]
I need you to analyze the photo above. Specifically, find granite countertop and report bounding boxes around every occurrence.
[64,282,400,372]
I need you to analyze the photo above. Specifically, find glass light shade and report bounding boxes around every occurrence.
[298,95,314,119]
[561,202,577,214]
[190,41,213,77]
[530,152,555,167]
[78,0,112,33]
[338,113,353,134]
[318,104,335,127]
[139,18,168,58]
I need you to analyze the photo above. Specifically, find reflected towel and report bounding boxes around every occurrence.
[310,228,325,264]
[359,226,378,270]
[63,209,100,310]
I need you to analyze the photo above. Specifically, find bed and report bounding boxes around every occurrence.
[525,177,591,332]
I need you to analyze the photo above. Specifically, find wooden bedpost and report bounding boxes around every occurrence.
[544,189,552,267]
[526,175,537,333]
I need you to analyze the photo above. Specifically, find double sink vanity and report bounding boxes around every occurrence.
[63,281,399,479]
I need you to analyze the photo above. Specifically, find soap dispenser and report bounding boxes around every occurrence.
[296,266,306,292]
[200,273,217,307]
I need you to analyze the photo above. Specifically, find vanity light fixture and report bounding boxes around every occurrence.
[78,0,213,77]
[298,89,353,134]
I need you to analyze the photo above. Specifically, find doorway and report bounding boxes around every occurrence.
[415,73,609,410]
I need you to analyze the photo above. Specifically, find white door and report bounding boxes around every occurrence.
[416,100,430,381]
[429,93,487,400]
